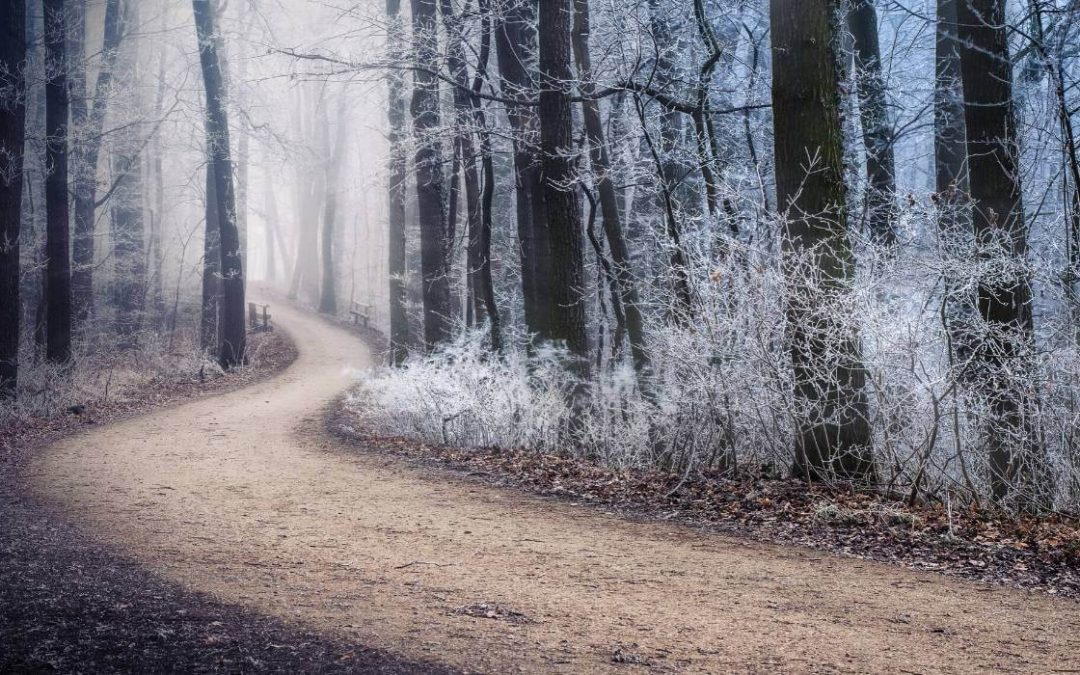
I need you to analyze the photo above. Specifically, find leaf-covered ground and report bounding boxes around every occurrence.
[0,330,454,674]
[335,421,1080,600]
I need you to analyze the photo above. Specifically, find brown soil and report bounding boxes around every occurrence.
[27,303,1080,674]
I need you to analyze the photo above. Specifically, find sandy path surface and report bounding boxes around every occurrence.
[27,303,1080,674]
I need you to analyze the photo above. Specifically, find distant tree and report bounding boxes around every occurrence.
[70,0,123,326]
[43,0,72,364]
[318,94,347,316]
[771,0,875,482]
[193,0,245,368]
[571,0,652,390]
[846,0,897,247]
[0,0,26,399]
[110,0,146,345]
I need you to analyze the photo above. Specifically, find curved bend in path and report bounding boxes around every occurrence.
[30,303,1080,674]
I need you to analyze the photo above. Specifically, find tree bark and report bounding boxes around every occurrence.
[193,0,245,368]
[956,0,1045,508]
[847,0,898,247]
[44,0,72,364]
[771,0,875,482]
[387,0,409,365]
[410,0,452,350]
[538,0,590,381]
[0,0,26,398]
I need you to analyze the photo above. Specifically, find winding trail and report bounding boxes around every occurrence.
[27,303,1080,673]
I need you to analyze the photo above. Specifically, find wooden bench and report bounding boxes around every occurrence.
[349,301,372,328]
[248,302,272,332]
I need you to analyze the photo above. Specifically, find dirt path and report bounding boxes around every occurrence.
[27,303,1080,674]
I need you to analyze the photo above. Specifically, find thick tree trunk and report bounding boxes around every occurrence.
[193,0,245,368]
[410,0,452,350]
[571,0,652,391]
[44,0,72,364]
[538,0,589,381]
[771,0,875,483]
[71,0,123,326]
[847,0,898,247]
[387,0,409,365]
[494,0,551,342]
[956,0,1045,508]
[0,0,26,399]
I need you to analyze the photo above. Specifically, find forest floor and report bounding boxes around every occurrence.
[12,303,1080,674]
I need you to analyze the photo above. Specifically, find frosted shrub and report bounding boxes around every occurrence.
[351,205,1080,513]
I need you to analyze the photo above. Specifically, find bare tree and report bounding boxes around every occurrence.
[44,0,72,364]
[193,0,246,368]
[0,0,26,398]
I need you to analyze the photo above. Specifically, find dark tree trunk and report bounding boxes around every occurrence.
[386,0,409,365]
[0,0,26,399]
[538,0,589,380]
[193,0,245,368]
[410,0,452,350]
[956,0,1044,508]
[771,0,875,483]
[571,0,652,391]
[71,0,123,326]
[494,0,551,342]
[44,0,72,364]
[847,0,897,247]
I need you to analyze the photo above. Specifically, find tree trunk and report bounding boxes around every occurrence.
[771,0,875,483]
[956,0,1045,508]
[71,0,123,326]
[571,0,652,392]
[847,0,897,247]
[494,0,551,342]
[44,0,72,364]
[319,95,347,316]
[201,160,221,351]
[0,0,26,399]
[473,0,501,351]
[538,0,590,381]
[193,0,245,368]
[410,0,452,350]
[386,0,409,365]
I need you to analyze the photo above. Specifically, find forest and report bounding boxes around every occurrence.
[2,0,1080,672]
